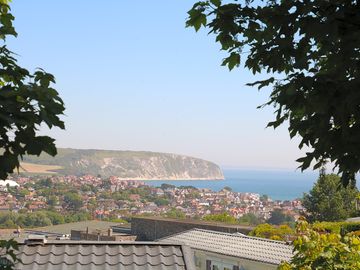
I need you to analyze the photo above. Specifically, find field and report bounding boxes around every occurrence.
[19,162,62,174]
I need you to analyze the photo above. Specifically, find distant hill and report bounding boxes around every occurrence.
[22,148,224,180]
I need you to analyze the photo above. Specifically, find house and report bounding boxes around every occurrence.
[153,188,165,196]
[129,194,141,201]
[12,240,196,270]
[160,229,293,270]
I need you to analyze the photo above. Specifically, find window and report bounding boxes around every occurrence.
[207,258,239,270]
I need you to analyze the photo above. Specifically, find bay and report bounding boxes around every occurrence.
[146,169,320,201]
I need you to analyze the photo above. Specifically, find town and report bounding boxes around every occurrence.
[0,174,303,228]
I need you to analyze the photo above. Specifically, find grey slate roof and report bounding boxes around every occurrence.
[160,229,293,265]
[12,241,195,270]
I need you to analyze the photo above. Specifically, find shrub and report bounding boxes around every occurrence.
[340,223,360,236]
[250,223,294,241]
[278,220,360,270]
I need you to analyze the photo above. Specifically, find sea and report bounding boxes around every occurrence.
[146,169,326,201]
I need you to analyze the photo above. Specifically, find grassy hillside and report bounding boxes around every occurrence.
[23,148,224,180]
[19,163,62,174]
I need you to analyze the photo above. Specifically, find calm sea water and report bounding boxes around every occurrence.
[146,169,321,200]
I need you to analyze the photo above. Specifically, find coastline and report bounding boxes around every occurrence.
[112,177,225,181]
[144,169,321,200]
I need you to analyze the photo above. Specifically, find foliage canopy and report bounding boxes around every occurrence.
[267,209,295,225]
[163,208,186,219]
[302,174,359,222]
[0,2,65,179]
[187,0,360,185]
[238,213,261,225]
[278,220,360,270]
[0,239,21,270]
[203,212,237,224]
[250,223,294,241]
[63,192,83,211]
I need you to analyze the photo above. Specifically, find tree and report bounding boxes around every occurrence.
[160,183,175,190]
[31,212,52,227]
[238,213,261,225]
[222,186,232,191]
[154,197,169,206]
[187,0,360,185]
[64,211,90,223]
[302,174,359,222]
[3,219,15,228]
[100,179,112,190]
[36,178,53,188]
[178,185,196,190]
[278,220,360,270]
[203,212,237,224]
[17,189,29,198]
[0,1,65,180]
[0,1,64,268]
[47,195,58,207]
[260,194,269,202]
[163,208,186,219]
[0,0,65,269]
[267,209,295,225]
[80,184,94,193]
[0,239,21,270]
[64,192,83,211]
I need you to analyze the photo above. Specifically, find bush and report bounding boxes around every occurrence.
[163,208,186,219]
[154,197,169,206]
[267,209,295,225]
[238,213,262,225]
[250,223,294,241]
[312,221,360,235]
[312,221,343,234]
[340,222,360,236]
[112,218,128,223]
[203,212,237,224]
[278,220,360,270]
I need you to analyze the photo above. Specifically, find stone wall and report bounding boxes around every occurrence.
[131,217,253,241]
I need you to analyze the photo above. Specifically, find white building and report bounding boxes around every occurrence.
[0,180,19,187]
[161,229,293,270]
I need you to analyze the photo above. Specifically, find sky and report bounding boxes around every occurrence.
[7,0,307,170]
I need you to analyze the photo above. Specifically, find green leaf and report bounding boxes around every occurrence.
[210,0,221,7]
[222,52,240,70]
[186,8,207,31]
[187,0,360,185]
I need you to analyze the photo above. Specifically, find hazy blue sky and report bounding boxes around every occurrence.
[8,1,307,169]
